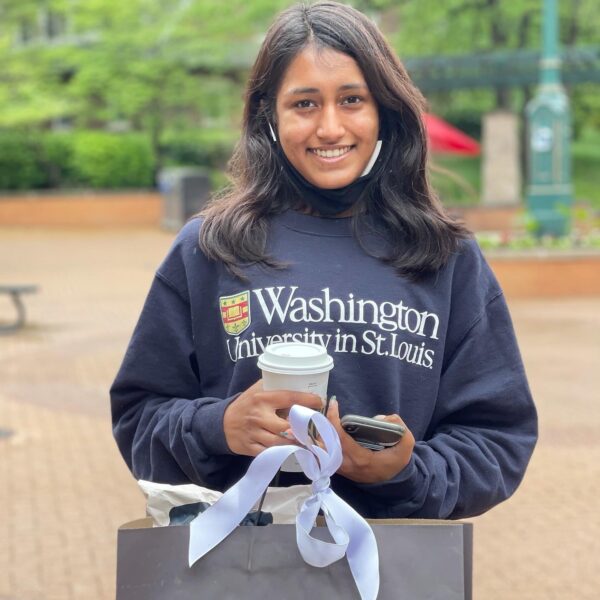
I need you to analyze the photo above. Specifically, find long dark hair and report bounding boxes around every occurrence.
[199,1,470,279]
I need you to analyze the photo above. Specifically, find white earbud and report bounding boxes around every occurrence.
[268,122,278,143]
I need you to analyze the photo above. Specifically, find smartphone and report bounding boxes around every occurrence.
[340,414,405,451]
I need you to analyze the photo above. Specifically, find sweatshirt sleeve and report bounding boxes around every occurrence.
[356,289,538,519]
[110,233,249,491]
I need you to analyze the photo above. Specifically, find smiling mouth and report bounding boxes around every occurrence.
[309,145,354,159]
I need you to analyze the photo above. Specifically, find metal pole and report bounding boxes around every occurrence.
[525,0,573,237]
[541,0,560,87]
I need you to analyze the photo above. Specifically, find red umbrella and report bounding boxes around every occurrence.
[423,113,480,156]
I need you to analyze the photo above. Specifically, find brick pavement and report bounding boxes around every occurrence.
[0,227,599,599]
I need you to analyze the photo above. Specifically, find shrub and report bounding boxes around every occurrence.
[0,131,46,190]
[430,155,481,206]
[0,130,156,190]
[71,132,155,188]
[39,133,77,188]
[160,129,237,170]
[437,111,482,140]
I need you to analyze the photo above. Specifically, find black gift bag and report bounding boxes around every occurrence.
[116,517,472,600]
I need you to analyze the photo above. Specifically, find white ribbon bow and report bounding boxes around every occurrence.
[188,405,380,600]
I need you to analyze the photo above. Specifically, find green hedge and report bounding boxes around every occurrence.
[39,132,76,188]
[160,130,237,170]
[70,132,155,188]
[0,131,47,190]
[0,130,155,189]
[0,129,235,190]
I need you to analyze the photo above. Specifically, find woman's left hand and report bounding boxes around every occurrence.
[326,399,415,484]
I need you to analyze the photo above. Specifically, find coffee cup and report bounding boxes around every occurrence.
[258,342,334,472]
[257,341,333,406]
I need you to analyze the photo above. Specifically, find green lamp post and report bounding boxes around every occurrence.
[525,0,573,236]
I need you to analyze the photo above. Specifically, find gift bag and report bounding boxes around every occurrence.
[117,517,471,600]
[116,407,472,600]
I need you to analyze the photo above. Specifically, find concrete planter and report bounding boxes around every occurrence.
[0,190,161,228]
[487,250,600,299]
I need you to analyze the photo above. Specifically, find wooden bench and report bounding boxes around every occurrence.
[0,285,39,333]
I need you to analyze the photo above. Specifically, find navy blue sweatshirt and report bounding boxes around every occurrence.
[110,212,537,519]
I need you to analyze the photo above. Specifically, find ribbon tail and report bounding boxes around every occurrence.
[188,444,298,567]
[296,491,349,568]
[323,492,380,600]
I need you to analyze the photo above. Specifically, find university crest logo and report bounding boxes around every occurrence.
[219,291,251,335]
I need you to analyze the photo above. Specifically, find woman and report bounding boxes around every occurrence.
[111,1,537,519]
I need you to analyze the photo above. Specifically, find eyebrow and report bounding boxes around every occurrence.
[286,83,367,95]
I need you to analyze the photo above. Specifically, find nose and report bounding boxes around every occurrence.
[316,105,345,141]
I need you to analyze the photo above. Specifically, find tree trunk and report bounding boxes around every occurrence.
[495,87,511,110]
[565,0,582,45]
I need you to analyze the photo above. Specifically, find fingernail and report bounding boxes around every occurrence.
[281,428,297,441]
[278,431,289,438]
[374,414,386,420]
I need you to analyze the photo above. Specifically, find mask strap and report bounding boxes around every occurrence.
[268,122,278,143]
[360,140,382,177]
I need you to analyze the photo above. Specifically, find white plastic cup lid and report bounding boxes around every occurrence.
[257,342,333,375]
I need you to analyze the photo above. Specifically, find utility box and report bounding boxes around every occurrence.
[525,88,572,236]
[159,167,211,231]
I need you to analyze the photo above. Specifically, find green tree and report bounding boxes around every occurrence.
[0,0,288,166]
[391,0,599,124]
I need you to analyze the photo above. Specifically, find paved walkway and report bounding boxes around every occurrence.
[0,227,598,599]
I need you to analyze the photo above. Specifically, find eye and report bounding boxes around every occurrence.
[294,99,316,109]
[342,95,363,105]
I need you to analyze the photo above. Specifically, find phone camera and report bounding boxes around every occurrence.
[345,425,357,433]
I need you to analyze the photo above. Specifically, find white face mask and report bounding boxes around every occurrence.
[268,120,386,216]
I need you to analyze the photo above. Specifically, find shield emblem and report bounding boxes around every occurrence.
[219,291,251,336]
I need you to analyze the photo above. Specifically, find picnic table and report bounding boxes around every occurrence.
[0,285,39,333]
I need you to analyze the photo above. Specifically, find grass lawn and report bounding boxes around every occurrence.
[431,128,600,209]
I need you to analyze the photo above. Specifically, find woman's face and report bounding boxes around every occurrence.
[274,45,379,190]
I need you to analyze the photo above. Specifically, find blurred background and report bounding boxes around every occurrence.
[0,0,598,227]
[0,1,599,599]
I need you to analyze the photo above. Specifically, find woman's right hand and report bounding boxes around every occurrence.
[223,380,323,457]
